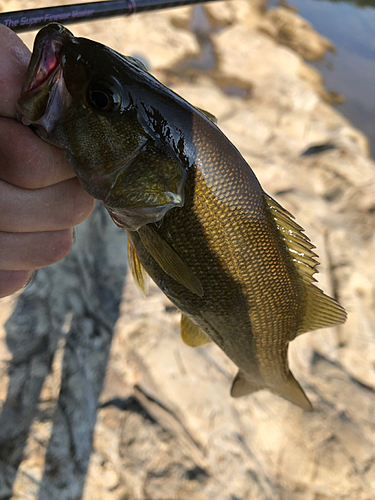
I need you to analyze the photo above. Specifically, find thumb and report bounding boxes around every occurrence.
[0,24,31,118]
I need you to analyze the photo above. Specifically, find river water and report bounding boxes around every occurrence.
[269,0,375,157]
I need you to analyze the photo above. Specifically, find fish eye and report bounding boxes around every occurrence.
[86,83,120,112]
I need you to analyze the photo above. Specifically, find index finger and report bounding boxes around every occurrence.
[0,117,76,188]
[0,24,31,118]
[0,25,78,188]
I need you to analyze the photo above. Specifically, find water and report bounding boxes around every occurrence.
[269,0,375,157]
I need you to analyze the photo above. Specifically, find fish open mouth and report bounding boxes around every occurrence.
[21,24,71,94]
[25,39,62,93]
[17,24,73,131]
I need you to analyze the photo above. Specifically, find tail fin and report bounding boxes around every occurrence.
[231,369,313,411]
[274,372,313,411]
[230,370,262,398]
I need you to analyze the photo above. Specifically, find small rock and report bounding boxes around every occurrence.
[266,7,335,60]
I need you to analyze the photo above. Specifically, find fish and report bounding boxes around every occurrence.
[17,23,347,411]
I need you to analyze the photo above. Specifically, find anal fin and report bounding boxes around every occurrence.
[181,313,211,347]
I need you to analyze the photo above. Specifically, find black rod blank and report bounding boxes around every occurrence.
[0,0,220,33]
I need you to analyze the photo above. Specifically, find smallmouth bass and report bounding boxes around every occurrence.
[18,24,347,411]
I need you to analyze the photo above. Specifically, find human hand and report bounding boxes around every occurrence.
[0,25,95,298]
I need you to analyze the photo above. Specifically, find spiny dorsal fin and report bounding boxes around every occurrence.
[263,193,318,284]
[181,313,211,347]
[263,193,347,336]
[138,224,203,297]
[196,107,218,124]
[127,239,149,294]
[127,56,148,72]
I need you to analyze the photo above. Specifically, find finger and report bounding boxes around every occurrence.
[0,228,73,271]
[0,177,95,232]
[0,24,30,118]
[0,118,76,188]
[0,270,32,298]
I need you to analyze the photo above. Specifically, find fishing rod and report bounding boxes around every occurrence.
[0,0,220,33]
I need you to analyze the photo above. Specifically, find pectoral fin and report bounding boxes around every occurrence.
[181,313,211,347]
[127,239,148,294]
[138,224,203,297]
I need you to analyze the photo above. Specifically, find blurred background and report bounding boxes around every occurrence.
[0,0,375,499]
[268,0,375,158]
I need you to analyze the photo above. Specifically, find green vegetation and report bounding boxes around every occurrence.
[324,0,375,8]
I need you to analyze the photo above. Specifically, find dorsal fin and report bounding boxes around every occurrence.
[181,313,211,347]
[263,194,347,336]
[196,107,218,124]
[127,239,149,294]
[127,56,148,72]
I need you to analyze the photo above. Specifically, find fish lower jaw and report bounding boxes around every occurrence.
[17,67,72,137]
[106,203,179,231]
[20,116,34,127]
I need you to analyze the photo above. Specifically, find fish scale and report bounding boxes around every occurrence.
[17,23,347,411]
[137,164,301,387]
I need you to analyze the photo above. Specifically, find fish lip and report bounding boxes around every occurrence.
[17,24,73,124]
[17,24,74,134]
[24,38,62,94]
[22,24,70,95]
